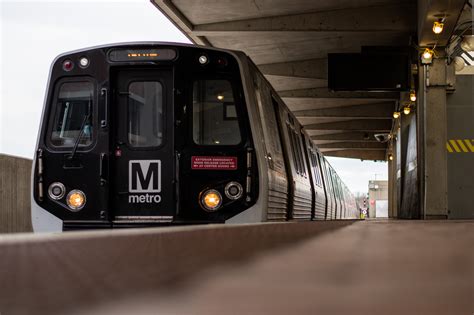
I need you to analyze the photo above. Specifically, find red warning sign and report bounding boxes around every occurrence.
[191,156,238,170]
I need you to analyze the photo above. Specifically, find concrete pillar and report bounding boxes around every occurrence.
[396,126,402,216]
[419,59,448,219]
[388,159,393,218]
[388,142,398,218]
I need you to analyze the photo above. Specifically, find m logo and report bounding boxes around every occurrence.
[129,160,161,193]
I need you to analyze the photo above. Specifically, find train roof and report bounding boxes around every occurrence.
[51,41,246,63]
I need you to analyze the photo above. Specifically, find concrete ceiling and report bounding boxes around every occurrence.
[151,0,466,161]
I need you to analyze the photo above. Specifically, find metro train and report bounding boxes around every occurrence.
[31,42,358,232]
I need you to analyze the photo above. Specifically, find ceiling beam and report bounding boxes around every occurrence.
[304,119,392,131]
[323,149,387,161]
[294,102,394,119]
[311,132,380,142]
[318,142,387,150]
[192,4,415,36]
[150,0,210,46]
[259,59,327,80]
[280,88,400,99]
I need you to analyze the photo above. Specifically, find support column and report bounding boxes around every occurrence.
[388,150,398,218]
[419,59,448,219]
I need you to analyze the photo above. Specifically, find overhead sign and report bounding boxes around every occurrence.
[191,156,237,170]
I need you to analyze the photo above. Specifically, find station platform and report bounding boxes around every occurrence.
[0,220,472,314]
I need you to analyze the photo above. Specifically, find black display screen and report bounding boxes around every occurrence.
[108,48,177,62]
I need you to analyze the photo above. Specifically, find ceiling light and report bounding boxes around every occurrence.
[432,20,444,34]
[421,48,434,64]
[423,48,434,60]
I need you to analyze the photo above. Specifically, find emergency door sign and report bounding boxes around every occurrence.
[191,156,237,170]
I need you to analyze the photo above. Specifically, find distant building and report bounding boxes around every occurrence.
[368,180,388,218]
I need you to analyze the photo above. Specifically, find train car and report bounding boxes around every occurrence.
[31,42,357,232]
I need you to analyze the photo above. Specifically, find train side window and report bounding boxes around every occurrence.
[128,81,163,147]
[50,81,94,148]
[192,79,241,145]
[313,153,322,186]
[286,124,299,174]
[296,134,306,177]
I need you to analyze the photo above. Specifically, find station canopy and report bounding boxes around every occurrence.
[152,0,469,160]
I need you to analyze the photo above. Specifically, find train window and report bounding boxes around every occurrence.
[286,124,300,174]
[192,79,241,145]
[313,153,323,186]
[50,81,94,148]
[296,134,306,177]
[128,81,163,147]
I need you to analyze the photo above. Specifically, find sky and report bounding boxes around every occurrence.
[0,0,387,194]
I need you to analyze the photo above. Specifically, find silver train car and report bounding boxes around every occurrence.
[31,42,358,232]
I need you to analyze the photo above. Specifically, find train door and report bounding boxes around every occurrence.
[110,68,175,222]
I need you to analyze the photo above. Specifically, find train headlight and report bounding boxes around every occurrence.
[200,189,222,212]
[198,55,209,65]
[225,182,243,200]
[79,57,89,68]
[48,182,66,200]
[67,190,86,211]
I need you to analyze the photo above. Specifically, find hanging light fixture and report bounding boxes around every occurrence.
[393,111,401,119]
[422,48,434,59]
[388,154,394,161]
[409,91,416,102]
[432,19,444,34]
[403,106,411,115]
[421,48,434,64]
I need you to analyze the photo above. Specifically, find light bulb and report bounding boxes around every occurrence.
[432,21,444,34]
[422,48,434,60]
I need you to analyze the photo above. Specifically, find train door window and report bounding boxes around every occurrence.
[254,85,285,173]
[311,152,321,186]
[193,79,241,145]
[313,152,322,186]
[296,132,306,177]
[50,81,94,148]
[128,81,163,147]
[285,117,300,174]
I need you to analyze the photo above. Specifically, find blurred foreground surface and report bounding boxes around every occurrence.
[0,220,472,315]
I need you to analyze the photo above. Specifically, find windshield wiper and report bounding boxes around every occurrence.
[68,100,91,160]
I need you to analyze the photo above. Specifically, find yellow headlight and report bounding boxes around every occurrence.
[67,190,86,211]
[201,189,222,212]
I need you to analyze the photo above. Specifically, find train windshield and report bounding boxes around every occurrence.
[50,81,93,148]
[192,79,241,145]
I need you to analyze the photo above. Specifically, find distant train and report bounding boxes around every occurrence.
[31,42,358,232]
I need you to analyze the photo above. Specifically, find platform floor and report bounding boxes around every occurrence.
[1,220,472,315]
[79,220,473,315]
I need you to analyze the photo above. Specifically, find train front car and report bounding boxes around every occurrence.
[32,43,259,232]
